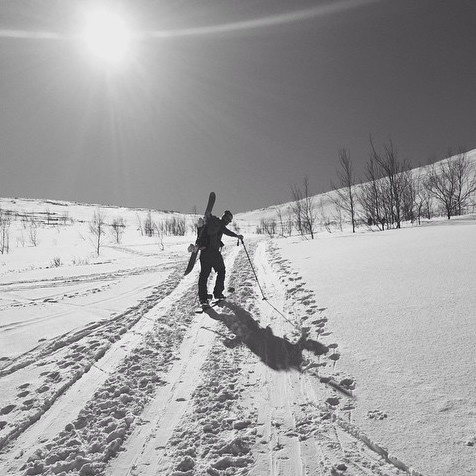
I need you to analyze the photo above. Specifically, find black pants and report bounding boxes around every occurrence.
[199,249,225,301]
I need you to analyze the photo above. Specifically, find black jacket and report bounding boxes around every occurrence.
[197,215,239,251]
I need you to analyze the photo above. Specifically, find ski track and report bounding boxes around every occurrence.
[106,246,243,476]
[0,239,426,475]
[0,257,188,461]
[145,240,421,476]
[0,272,164,334]
[0,261,177,304]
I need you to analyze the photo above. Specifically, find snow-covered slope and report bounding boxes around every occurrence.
[235,147,476,233]
[0,187,475,476]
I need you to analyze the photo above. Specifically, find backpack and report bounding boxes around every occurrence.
[197,215,222,249]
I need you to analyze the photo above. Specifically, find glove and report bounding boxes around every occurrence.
[237,235,244,241]
[187,244,198,253]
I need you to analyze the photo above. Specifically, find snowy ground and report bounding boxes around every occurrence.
[277,216,476,476]
[0,198,474,475]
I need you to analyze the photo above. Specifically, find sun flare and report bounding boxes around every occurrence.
[80,8,132,64]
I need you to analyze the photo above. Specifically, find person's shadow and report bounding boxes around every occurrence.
[204,301,328,372]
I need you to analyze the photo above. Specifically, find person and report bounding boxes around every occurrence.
[196,210,243,307]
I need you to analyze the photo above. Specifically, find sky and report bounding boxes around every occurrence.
[1,0,476,214]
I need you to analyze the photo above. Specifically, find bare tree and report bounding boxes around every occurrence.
[89,210,107,256]
[136,213,144,236]
[274,205,294,237]
[359,153,386,230]
[144,211,155,237]
[164,216,186,236]
[331,148,357,232]
[45,207,52,226]
[0,209,11,254]
[111,217,126,244]
[28,218,39,246]
[291,176,317,239]
[452,150,476,215]
[258,218,277,236]
[154,222,165,250]
[422,183,434,220]
[426,150,476,219]
[274,206,285,237]
[400,169,416,223]
[291,185,304,235]
[318,196,333,233]
[17,231,26,248]
[274,205,292,237]
[373,139,412,229]
[412,172,427,225]
[427,161,455,219]
[332,203,344,232]
[359,138,412,230]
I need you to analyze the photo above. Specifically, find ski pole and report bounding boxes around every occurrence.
[239,238,267,300]
[240,238,301,331]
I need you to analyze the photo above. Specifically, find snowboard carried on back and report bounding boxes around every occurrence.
[184,192,216,276]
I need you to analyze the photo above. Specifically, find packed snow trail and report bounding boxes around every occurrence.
[0,259,180,358]
[0,238,425,475]
[104,246,241,475]
[0,256,192,472]
[107,240,421,476]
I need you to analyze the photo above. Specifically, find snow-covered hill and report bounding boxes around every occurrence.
[235,148,476,233]
[0,182,475,475]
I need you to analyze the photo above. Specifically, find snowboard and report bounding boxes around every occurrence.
[184,192,216,276]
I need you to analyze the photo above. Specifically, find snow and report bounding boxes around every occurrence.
[0,196,475,476]
[278,216,476,475]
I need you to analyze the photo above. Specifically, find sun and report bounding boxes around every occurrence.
[80,8,132,65]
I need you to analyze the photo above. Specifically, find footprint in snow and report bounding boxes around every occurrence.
[339,378,356,390]
[367,409,388,420]
[313,318,328,325]
[58,360,73,369]
[22,399,35,408]
[47,371,61,382]
[326,397,340,407]
[0,404,16,415]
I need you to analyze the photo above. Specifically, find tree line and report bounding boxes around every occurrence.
[257,142,476,238]
[0,207,190,257]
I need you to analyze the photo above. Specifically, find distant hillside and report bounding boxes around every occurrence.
[0,197,194,227]
[235,148,476,233]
